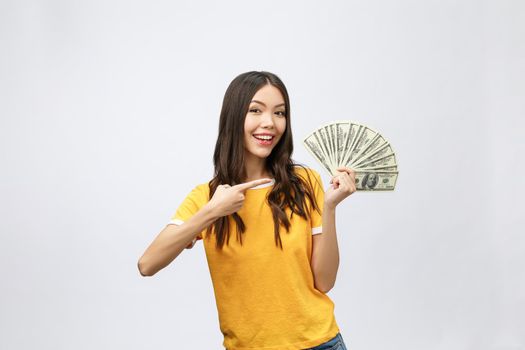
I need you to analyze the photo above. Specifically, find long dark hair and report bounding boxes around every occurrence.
[205,71,321,250]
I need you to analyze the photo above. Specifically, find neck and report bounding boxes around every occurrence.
[244,154,272,182]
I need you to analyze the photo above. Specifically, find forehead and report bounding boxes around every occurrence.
[251,84,285,105]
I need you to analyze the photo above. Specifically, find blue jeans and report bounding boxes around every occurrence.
[304,332,348,350]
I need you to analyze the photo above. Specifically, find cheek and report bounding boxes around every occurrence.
[244,116,257,132]
[278,119,287,134]
[244,130,253,144]
[244,119,255,142]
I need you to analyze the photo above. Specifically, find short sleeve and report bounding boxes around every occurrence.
[168,183,209,248]
[307,168,324,235]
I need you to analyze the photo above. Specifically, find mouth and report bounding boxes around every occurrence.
[252,134,275,146]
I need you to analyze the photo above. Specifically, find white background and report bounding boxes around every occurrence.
[1,0,524,349]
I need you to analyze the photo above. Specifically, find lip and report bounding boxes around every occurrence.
[253,133,275,137]
[252,134,275,146]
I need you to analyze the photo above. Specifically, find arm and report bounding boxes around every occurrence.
[137,203,218,277]
[137,178,272,277]
[310,166,356,293]
[311,203,339,293]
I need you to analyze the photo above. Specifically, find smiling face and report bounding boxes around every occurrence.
[243,84,287,162]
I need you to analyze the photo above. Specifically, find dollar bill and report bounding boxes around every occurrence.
[340,123,363,166]
[303,120,399,191]
[357,165,397,172]
[350,132,387,167]
[315,127,335,168]
[354,171,398,191]
[352,141,395,168]
[335,121,350,166]
[346,126,379,167]
[327,123,338,166]
[311,130,334,170]
[337,121,356,167]
[303,134,335,175]
[355,152,397,168]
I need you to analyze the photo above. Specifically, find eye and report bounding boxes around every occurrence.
[276,111,286,117]
[249,108,261,113]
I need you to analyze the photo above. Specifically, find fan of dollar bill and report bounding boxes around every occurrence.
[302,120,398,191]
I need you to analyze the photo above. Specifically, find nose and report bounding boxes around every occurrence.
[259,111,275,128]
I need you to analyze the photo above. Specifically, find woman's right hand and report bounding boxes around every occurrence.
[206,178,273,217]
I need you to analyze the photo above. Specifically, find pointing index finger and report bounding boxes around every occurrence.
[234,178,273,191]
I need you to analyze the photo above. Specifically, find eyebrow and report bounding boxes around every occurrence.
[250,100,286,108]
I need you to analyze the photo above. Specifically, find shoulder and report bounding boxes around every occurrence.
[292,165,324,193]
[292,164,321,181]
[184,181,210,203]
[195,182,211,196]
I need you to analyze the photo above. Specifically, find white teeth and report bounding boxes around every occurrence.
[254,135,273,140]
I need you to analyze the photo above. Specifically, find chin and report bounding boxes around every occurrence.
[247,149,271,159]
[257,151,272,159]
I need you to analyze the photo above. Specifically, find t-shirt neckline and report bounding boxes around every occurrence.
[248,178,275,190]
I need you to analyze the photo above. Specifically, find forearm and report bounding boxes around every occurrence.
[138,203,218,276]
[311,203,340,292]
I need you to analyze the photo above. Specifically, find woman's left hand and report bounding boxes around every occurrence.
[324,167,357,209]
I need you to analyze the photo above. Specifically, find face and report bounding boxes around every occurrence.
[243,84,287,161]
[367,173,378,187]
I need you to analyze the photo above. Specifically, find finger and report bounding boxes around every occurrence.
[339,174,353,190]
[334,173,346,182]
[336,167,355,176]
[340,173,357,193]
[336,174,353,191]
[233,178,273,191]
[337,168,356,185]
[330,175,341,188]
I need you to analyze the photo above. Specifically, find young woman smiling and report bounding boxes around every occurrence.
[138,71,356,350]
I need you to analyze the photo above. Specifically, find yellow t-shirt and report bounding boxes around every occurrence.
[169,167,341,349]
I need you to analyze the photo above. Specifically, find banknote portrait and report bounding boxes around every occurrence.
[362,172,378,189]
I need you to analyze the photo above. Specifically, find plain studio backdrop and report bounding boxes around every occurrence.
[1,0,523,349]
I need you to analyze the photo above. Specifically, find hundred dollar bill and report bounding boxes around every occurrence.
[303,135,335,175]
[303,120,399,191]
[354,171,398,191]
[310,129,334,170]
[350,131,387,167]
[336,121,357,168]
[357,165,397,172]
[345,126,378,167]
[315,126,335,168]
[334,121,350,166]
[354,152,397,169]
[341,123,364,166]
[327,123,339,167]
[352,141,395,168]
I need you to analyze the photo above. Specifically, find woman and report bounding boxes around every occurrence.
[138,71,356,349]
